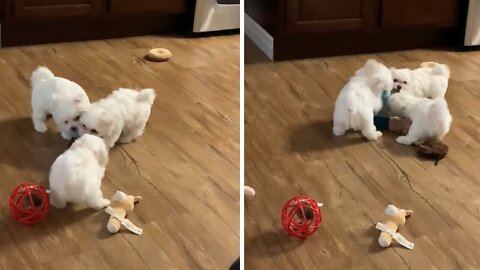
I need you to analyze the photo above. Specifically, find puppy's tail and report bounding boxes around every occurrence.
[31,66,54,88]
[421,62,450,78]
[136,88,156,105]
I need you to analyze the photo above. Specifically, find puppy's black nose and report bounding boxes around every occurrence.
[71,126,77,132]
[392,85,402,94]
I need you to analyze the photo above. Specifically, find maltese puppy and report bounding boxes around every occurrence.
[31,66,90,140]
[49,134,110,209]
[78,88,156,148]
[333,59,394,140]
[388,92,452,145]
[390,62,450,99]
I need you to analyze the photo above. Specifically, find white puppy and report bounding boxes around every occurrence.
[333,59,394,140]
[31,66,90,140]
[78,88,156,148]
[49,134,110,209]
[390,62,450,99]
[388,92,452,145]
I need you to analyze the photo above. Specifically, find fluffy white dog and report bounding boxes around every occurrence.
[333,59,394,140]
[78,88,156,148]
[31,66,90,140]
[390,62,450,99]
[49,134,110,209]
[388,92,452,145]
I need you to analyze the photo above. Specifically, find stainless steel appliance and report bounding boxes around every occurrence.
[465,0,480,46]
[193,0,240,32]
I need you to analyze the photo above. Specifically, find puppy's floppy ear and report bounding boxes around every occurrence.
[368,75,388,92]
[102,109,121,134]
[72,95,86,107]
[100,109,114,127]
[95,140,109,167]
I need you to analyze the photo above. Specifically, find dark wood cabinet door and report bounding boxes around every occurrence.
[285,0,377,33]
[12,0,103,19]
[110,0,187,14]
[381,0,460,28]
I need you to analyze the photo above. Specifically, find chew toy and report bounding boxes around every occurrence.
[147,48,172,62]
[375,204,414,249]
[105,191,142,235]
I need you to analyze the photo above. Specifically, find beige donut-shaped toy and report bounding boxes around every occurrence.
[244,186,256,199]
[147,48,172,62]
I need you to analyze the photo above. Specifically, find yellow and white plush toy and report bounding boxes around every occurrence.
[105,191,143,235]
[375,204,414,249]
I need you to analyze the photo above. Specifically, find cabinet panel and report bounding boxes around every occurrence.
[24,0,90,6]
[110,0,186,14]
[285,0,376,32]
[381,0,459,28]
[13,0,102,18]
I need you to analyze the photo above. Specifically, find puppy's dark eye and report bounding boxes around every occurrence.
[90,129,98,134]
[82,124,86,129]
[64,120,69,124]
[404,81,407,84]
[393,79,398,83]
[74,115,80,121]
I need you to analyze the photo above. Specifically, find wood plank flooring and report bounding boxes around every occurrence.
[0,34,239,270]
[245,37,480,269]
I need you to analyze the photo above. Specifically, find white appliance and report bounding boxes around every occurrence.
[465,0,480,46]
[193,0,240,32]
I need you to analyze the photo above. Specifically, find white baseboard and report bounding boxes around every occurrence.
[244,13,273,60]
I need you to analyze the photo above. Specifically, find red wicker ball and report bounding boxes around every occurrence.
[9,182,50,224]
[281,196,322,239]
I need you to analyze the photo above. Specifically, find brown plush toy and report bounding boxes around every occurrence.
[416,140,449,165]
[105,191,142,235]
[375,204,414,250]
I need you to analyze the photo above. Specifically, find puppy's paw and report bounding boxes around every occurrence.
[98,199,111,209]
[366,131,382,140]
[118,137,135,144]
[333,126,346,136]
[396,136,413,145]
[34,124,47,133]
[50,197,67,209]
[61,132,72,140]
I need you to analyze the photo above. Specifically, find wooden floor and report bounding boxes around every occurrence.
[0,35,239,270]
[245,37,480,269]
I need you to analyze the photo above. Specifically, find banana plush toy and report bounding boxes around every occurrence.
[105,191,142,235]
[375,204,414,249]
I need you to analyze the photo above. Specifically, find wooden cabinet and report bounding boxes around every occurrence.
[110,0,186,14]
[285,0,376,32]
[284,0,461,33]
[12,0,103,18]
[381,0,460,28]
[246,0,466,60]
[0,0,190,46]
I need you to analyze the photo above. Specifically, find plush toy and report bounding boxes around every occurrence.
[244,186,256,200]
[416,140,448,165]
[147,48,172,62]
[104,191,142,235]
[375,204,414,249]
